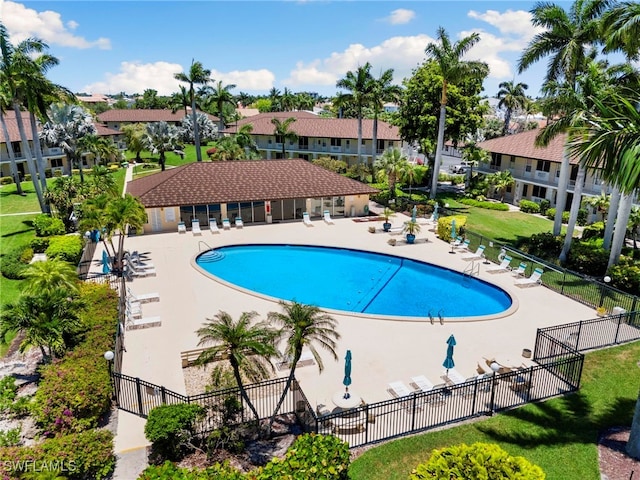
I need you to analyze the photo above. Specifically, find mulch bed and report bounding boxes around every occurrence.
[598,426,639,480]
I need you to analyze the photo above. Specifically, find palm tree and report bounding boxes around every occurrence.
[401,162,427,199]
[271,117,297,158]
[144,121,182,171]
[496,80,529,135]
[102,194,147,275]
[425,27,488,199]
[583,193,610,222]
[602,1,640,61]
[174,60,211,162]
[0,84,23,195]
[195,310,279,423]
[23,259,78,296]
[235,124,258,158]
[374,147,409,199]
[370,68,402,163]
[518,0,610,235]
[294,92,315,111]
[0,23,47,211]
[628,205,640,250]
[208,80,236,133]
[121,123,146,162]
[266,301,340,433]
[268,87,282,112]
[280,88,296,112]
[490,170,515,202]
[170,85,190,116]
[40,103,97,183]
[336,63,375,165]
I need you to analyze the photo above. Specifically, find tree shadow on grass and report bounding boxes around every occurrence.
[477,391,635,448]
[0,220,34,239]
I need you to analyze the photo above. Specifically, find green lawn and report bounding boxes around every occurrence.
[349,341,640,480]
[0,181,48,214]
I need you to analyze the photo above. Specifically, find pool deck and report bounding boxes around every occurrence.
[96,209,596,454]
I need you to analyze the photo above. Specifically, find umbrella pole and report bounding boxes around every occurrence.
[344,386,350,399]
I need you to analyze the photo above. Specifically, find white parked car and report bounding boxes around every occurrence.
[449,162,470,174]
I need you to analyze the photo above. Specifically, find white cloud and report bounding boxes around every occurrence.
[3,1,111,50]
[386,9,416,25]
[210,69,276,91]
[468,9,544,43]
[284,34,432,89]
[83,62,277,95]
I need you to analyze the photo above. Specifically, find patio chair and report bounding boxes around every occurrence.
[125,312,161,330]
[515,267,544,288]
[222,218,231,230]
[450,236,463,248]
[456,239,471,251]
[127,287,159,303]
[323,210,335,225]
[235,217,244,228]
[387,381,412,398]
[208,218,220,233]
[410,375,434,393]
[511,262,527,277]
[303,212,313,226]
[486,255,513,273]
[177,221,186,233]
[462,244,486,261]
[126,251,155,269]
[125,262,156,277]
[191,219,202,235]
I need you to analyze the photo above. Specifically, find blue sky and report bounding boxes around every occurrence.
[4,1,569,99]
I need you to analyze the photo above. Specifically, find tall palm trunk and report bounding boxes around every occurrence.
[372,112,378,164]
[430,103,447,199]
[608,192,633,268]
[0,111,24,195]
[192,99,202,162]
[356,113,363,165]
[29,112,48,194]
[230,357,260,423]
[268,349,301,433]
[603,186,621,251]
[559,164,586,263]
[627,390,640,459]
[13,103,45,212]
[554,148,571,236]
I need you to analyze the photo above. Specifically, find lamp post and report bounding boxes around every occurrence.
[489,361,501,414]
[104,351,115,401]
[598,275,612,309]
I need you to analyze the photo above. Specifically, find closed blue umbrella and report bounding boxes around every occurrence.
[411,205,417,222]
[343,350,352,399]
[433,203,439,221]
[450,219,456,240]
[102,250,110,274]
[442,334,456,375]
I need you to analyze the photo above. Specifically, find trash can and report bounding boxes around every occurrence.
[522,348,532,358]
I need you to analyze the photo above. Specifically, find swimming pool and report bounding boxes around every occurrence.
[195,244,514,319]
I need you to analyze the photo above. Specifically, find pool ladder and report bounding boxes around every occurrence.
[463,261,480,278]
[428,310,445,325]
[198,240,212,252]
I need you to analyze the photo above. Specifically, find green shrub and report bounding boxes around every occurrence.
[566,241,609,276]
[45,235,83,264]
[581,221,605,241]
[545,208,570,223]
[32,283,118,434]
[520,232,563,259]
[607,256,640,295]
[409,442,545,480]
[0,176,14,185]
[72,169,80,176]
[459,198,510,211]
[437,215,467,242]
[577,208,588,226]
[253,433,350,480]
[33,214,66,237]
[519,199,540,214]
[0,427,21,447]
[29,237,50,253]
[19,247,33,264]
[539,199,550,215]
[44,168,52,178]
[145,403,205,461]
[0,246,31,279]
[0,429,115,480]
[108,164,119,172]
[53,169,63,177]
[139,460,244,480]
[24,174,32,182]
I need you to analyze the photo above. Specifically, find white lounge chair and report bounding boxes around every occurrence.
[177,222,186,234]
[127,288,159,303]
[388,381,412,398]
[126,261,156,277]
[456,239,471,251]
[511,262,527,277]
[323,210,334,224]
[388,225,404,235]
[235,217,244,228]
[208,218,220,234]
[222,218,231,230]
[515,267,544,287]
[462,245,486,261]
[303,212,313,226]
[450,236,463,248]
[444,368,467,386]
[125,313,161,330]
[486,255,513,273]
[191,219,202,235]
[129,251,154,269]
[410,375,434,393]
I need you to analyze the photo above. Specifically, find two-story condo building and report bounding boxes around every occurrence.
[223,111,405,165]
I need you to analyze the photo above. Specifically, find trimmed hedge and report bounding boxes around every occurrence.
[0,245,31,280]
[145,404,205,461]
[33,214,66,237]
[0,176,14,185]
[45,235,83,264]
[519,199,540,214]
[140,461,245,480]
[459,198,510,211]
[566,241,609,276]
[437,215,467,243]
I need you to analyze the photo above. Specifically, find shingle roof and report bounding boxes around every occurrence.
[127,159,379,208]
[477,129,577,164]
[224,111,401,141]
[97,109,219,123]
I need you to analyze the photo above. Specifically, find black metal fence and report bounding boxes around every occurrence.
[76,239,97,280]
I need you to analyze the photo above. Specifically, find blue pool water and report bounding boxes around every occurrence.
[195,244,513,318]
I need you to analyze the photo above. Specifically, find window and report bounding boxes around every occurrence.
[275,135,283,144]
[376,139,385,153]
[11,142,21,156]
[532,185,547,198]
[50,158,63,168]
[536,160,551,172]
[490,152,502,168]
[330,138,341,147]
[525,159,532,172]
[510,156,516,167]
[298,137,309,150]
[522,184,529,197]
